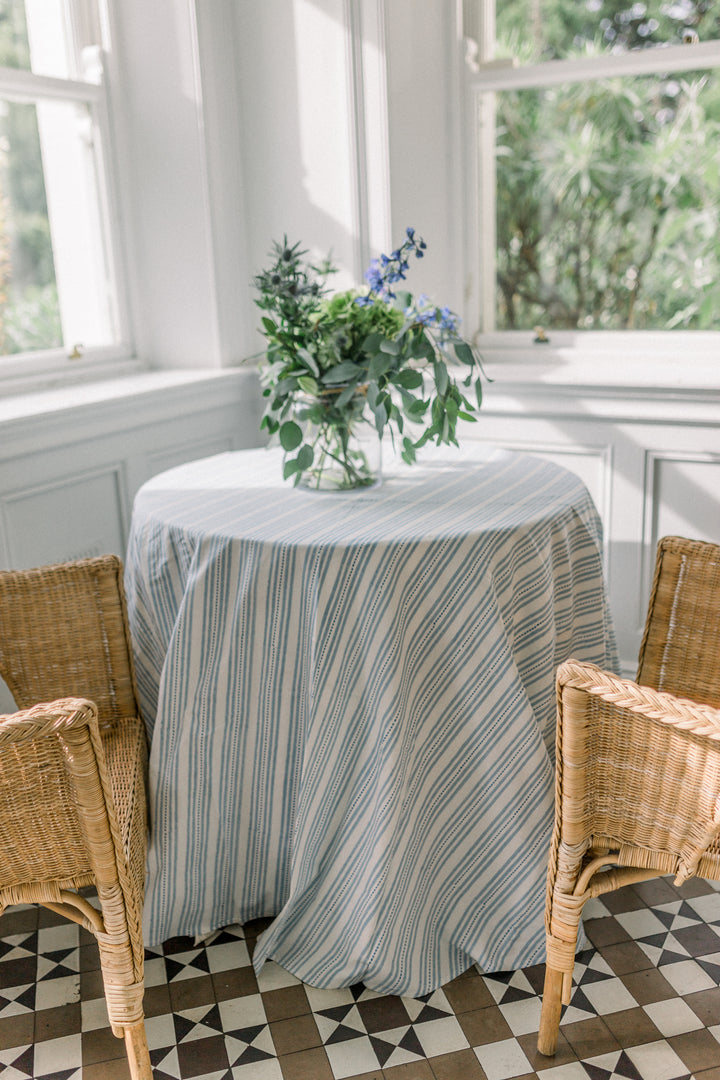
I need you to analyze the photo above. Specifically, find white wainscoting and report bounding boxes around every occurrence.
[0,368,264,712]
[468,382,720,674]
[0,368,718,712]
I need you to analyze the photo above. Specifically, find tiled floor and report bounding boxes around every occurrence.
[2,877,720,1079]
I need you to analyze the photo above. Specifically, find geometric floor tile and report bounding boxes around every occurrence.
[0,982,36,1016]
[624,1039,693,1080]
[2,876,720,1079]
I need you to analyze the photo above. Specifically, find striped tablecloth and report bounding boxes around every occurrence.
[125,443,618,995]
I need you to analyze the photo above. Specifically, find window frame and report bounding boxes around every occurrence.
[0,5,133,392]
[463,2,720,376]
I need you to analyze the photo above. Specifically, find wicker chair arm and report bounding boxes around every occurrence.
[558,659,720,741]
[557,659,720,884]
[0,698,99,745]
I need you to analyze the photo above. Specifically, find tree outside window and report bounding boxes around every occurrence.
[0,0,120,364]
[470,0,720,333]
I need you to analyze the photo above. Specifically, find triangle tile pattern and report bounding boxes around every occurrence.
[0,879,718,1078]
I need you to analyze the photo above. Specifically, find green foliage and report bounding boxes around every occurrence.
[495,35,720,330]
[0,1,31,70]
[3,282,61,353]
[253,234,486,485]
[496,0,720,63]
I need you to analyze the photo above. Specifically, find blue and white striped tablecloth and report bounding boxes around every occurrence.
[125,443,618,995]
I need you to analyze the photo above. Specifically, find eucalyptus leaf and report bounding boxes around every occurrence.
[362,332,386,353]
[279,420,303,451]
[410,332,435,361]
[368,353,392,381]
[379,338,401,355]
[392,368,424,389]
[296,443,314,470]
[297,347,319,377]
[335,382,361,408]
[322,360,364,384]
[406,398,429,417]
[433,360,449,397]
[297,375,319,395]
[274,377,298,398]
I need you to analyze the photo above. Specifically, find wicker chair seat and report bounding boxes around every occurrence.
[538,536,720,1057]
[0,556,152,1080]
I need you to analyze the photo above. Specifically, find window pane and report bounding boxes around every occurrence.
[496,0,720,63]
[0,0,102,79]
[0,1,30,72]
[494,71,720,331]
[0,99,61,352]
[0,96,115,354]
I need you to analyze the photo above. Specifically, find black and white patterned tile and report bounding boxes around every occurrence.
[1,880,720,1079]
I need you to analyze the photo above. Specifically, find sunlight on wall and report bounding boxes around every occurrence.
[294,0,356,285]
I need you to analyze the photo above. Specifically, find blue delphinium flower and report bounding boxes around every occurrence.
[362,230,427,301]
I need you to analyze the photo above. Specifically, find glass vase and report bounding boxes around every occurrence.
[293,388,382,491]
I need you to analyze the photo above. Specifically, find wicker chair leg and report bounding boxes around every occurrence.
[537,966,565,1055]
[123,1020,152,1080]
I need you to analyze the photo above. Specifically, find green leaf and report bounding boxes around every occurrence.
[379,338,401,355]
[410,332,435,361]
[261,316,277,335]
[274,377,298,398]
[402,437,416,464]
[297,375,319,395]
[361,332,385,353]
[392,368,424,389]
[279,420,303,451]
[296,443,314,470]
[453,341,476,366]
[335,382,360,408]
[321,360,364,384]
[368,353,392,381]
[297,347,319,377]
[406,398,429,417]
[434,360,449,397]
[475,378,483,408]
[283,457,300,480]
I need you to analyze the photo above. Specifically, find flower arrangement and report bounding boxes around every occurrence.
[253,228,486,489]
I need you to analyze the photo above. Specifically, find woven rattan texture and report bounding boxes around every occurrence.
[538,536,720,1057]
[0,555,140,725]
[638,535,720,708]
[0,556,151,1078]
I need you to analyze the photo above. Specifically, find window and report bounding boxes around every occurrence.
[0,0,126,378]
[466,1,720,338]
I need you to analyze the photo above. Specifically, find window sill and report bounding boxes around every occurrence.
[478,332,720,399]
[0,366,261,460]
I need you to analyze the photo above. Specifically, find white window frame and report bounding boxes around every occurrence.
[463,2,720,385]
[0,2,134,394]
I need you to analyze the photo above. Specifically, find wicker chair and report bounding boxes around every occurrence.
[538,535,720,1057]
[0,556,151,1079]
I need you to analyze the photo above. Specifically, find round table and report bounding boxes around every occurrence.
[125,443,617,995]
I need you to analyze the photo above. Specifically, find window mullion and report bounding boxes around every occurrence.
[470,38,720,92]
[0,64,100,106]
